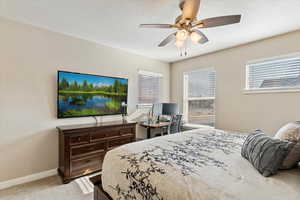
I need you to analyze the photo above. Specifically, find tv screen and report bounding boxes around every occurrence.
[57,71,128,118]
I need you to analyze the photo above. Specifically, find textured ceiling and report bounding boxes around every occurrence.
[1,0,300,62]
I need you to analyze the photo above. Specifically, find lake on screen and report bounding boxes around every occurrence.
[59,93,125,114]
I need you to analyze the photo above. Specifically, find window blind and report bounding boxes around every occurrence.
[138,70,162,105]
[183,68,216,126]
[185,69,216,98]
[247,55,300,90]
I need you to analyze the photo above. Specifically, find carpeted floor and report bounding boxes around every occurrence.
[0,175,93,200]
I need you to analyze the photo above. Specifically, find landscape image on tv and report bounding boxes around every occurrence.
[58,71,128,118]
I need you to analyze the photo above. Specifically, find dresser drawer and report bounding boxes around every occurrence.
[120,127,134,136]
[69,134,90,146]
[105,128,122,138]
[108,136,134,150]
[71,153,104,177]
[71,142,106,157]
[90,129,107,142]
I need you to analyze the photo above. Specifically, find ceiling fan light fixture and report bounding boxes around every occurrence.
[176,30,188,41]
[190,31,202,43]
[139,0,241,56]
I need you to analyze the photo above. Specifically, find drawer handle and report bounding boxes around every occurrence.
[77,137,81,141]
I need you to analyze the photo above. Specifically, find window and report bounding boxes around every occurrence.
[246,54,300,92]
[183,68,216,126]
[138,70,162,106]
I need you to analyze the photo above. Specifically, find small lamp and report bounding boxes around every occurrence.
[121,102,127,122]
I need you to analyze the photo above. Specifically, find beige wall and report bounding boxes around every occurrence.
[171,30,300,135]
[0,17,170,182]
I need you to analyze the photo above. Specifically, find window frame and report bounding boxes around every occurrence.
[244,53,300,94]
[183,68,216,127]
[137,70,163,108]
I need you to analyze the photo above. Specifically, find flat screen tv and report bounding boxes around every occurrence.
[57,71,128,118]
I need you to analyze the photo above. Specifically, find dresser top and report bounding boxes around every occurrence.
[57,120,137,131]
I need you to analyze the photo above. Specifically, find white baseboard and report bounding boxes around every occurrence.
[0,168,57,191]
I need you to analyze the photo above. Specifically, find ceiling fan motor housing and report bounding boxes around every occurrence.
[181,0,201,23]
[179,0,185,10]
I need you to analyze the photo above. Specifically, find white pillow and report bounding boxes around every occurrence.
[274,122,300,169]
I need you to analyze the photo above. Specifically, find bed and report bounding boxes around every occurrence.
[99,127,300,200]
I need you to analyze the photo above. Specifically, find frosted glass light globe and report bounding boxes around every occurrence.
[190,31,202,43]
[175,40,184,48]
[176,30,188,41]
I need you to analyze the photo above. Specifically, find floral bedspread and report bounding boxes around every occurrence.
[102,127,300,200]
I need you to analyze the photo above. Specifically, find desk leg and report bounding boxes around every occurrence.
[147,128,151,139]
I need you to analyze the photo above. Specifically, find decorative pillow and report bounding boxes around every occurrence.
[274,122,300,169]
[241,130,295,177]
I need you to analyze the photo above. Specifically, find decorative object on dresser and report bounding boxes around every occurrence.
[57,120,136,184]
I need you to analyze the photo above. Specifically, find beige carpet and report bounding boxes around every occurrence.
[0,175,93,200]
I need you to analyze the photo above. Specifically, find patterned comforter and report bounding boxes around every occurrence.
[102,127,300,200]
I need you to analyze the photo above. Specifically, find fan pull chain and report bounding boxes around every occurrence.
[184,41,187,56]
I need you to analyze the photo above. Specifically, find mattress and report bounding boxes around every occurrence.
[102,127,300,200]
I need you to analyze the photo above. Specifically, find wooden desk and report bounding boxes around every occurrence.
[140,122,170,139]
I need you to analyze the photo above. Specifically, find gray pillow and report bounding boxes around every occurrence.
[241,130,295,177]
[274,122,300,169]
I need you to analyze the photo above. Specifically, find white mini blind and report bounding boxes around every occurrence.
[185,69,216,98]
[246,55,300,90]
[138,70,162,105]
[183,68,216,126]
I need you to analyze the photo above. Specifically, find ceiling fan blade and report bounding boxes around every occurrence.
[193,29,209,44]
[139,24,173,29]
[158,33,177,47]
[194,15,241,28]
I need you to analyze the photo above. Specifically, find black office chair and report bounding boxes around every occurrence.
[168,114,182,134]
[158,115,182,136]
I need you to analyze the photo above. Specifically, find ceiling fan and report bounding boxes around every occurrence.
[139,0,241,52]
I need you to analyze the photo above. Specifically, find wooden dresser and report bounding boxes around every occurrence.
[57,120,136,183]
